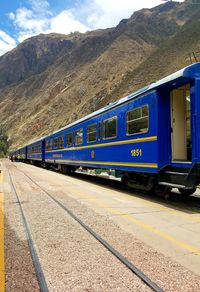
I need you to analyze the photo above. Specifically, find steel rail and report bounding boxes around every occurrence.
[7,169,49,292]
[15,165,163,292]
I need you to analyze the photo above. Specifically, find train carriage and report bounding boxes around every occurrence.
[27,140,45,164]
[12,62,200,196]
[45,90,157,174]
[12,146,27,161]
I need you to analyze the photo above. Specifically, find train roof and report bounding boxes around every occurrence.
[18,62,200,149]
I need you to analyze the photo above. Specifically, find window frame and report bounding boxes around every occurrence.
[75,128,83,145]
[66,132,73,147]
[49,139,53,150]
[103,116,117,140]
[98,122,101,141]
[45,140,50,150]
[37,145,41,153]
[53,137,59,149]
[126,104,149,136]
[58,135,64,149]
[87,123,97,143]
[31,144,41,153]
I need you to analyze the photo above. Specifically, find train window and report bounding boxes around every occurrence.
[98,122,101,141]
[87,124,97,143]
[103,117,117,139]
[50,139,53,149]
[54,138,59,148]
[66,133,73,147]
[34,145,41,153]
[59,136,64,149]
[46,140,52,150]
[126,105,149,135]
[45,140,50,150]
[75,129,83,145]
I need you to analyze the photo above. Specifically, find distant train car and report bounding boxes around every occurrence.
[12,146,27,161]
[27,139,45,164]
[19,147,27,161]
[12,63,200,196]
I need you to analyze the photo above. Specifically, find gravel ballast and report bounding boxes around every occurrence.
[3,162,151,291]
[3,173,40,291]
[3,160,200,291]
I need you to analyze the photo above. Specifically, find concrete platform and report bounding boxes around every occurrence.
[1,159,200,291]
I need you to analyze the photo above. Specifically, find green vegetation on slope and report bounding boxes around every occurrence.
[0,130,9,157]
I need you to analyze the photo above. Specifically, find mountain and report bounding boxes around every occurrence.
[0,0,199,149]
[109,0,200,99]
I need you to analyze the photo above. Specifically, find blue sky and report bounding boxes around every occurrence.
[0,0,184,56]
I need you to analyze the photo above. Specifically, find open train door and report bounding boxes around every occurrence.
[170,84,191,162]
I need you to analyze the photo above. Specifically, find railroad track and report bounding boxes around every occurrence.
[7,168,49,292]
[9,164,163,292]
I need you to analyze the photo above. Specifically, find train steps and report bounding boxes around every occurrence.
[158,167,191,189]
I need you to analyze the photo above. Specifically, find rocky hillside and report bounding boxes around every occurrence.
[0,0,199,148]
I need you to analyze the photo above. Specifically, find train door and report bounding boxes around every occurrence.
[170,84,191,162]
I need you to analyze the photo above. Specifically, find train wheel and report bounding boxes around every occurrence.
[121,175,129,186]
[64,166,76,175]
[178,187,196,196]
[152,185,171,199]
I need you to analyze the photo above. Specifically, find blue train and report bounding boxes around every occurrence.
[12,62,200,196]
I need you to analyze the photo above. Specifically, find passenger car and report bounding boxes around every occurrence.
[12,63,200,196]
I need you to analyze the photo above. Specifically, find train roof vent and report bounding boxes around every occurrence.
[127,85,150,99]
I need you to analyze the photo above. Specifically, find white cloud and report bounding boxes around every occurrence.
[81,0,185,29]
[49,11,88,35]
[8,0,89,43]
[29,0,50,15]
[18,32,38,43]
[14,8,48,31]
[4,0,185,53]
[0,30,16,56]
[8,5,50,42]
[8,12,15,20]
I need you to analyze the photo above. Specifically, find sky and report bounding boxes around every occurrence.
[0,0,184,56]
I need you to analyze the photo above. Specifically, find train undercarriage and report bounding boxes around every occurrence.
[14,157,200,198]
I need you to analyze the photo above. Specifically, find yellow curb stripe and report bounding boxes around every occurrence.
[99,186,200,224]
[121,213,200,255]
[71,189,200,256]
[122,195,200,224]
[76,177,200,224]
[0,171,5,292]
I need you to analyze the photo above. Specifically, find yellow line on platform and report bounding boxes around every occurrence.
[119,191,200,224]
[100,187,200,224]
[123,195,200,224]
[71,189,200,257]
[0,171,5,292]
